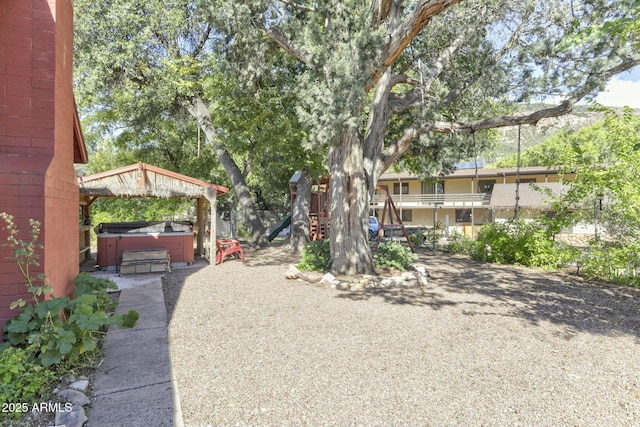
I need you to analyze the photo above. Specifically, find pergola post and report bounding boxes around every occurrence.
[205,188,218,264]
[196,197,204,256]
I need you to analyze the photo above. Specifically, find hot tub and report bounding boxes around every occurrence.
[96,221,194,269]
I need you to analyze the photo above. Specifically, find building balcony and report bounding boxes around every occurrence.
[371,193,488,208]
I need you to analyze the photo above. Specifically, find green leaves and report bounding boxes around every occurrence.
[473,218,574,269]
[297,239,331,272]
[0,346,56,418]
[1,217,139,369]
[375,243,417,271]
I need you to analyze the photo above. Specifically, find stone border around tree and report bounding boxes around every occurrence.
[285,264,429,291]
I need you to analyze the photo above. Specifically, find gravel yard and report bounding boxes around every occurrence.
[165,245,640,426]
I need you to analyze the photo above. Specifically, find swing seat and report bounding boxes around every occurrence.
[215,239,245,264]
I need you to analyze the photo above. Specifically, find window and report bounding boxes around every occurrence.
[401,210,413,222]
[455,209,472,223]
[393,182,409,195]
[421,181,444,194]
[478,180,496,193]
[421,181,433,194]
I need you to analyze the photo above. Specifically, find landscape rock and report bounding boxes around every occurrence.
[415,264,430,276]
[416,273,429,286]
[58,389,91,406]
[401,271,416,281]
[285,264,300,279]
[55,404,87,427]
[335,282,350,291]
[349,282,365,291]
[389,276,405,286]
[328,268,428,291]
[320,273,336,285]
[69,380,89,392]
[295,270,323,283]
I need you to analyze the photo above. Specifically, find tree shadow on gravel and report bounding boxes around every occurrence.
[336,287,460,310]
[162,259,209,321]
[243,240,301,267]
[337,251,640,339]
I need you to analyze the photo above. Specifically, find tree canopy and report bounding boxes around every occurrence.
[74,0,320,245]
[75,0,640,273]
[199,0,639,274]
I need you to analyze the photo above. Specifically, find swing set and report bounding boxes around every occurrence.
[374,185,415,253]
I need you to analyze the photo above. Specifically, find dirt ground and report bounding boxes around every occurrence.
[164,241,640,426]
[164,241,640,338]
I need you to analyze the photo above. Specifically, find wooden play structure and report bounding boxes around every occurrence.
[374,185,415,252]
[289,173,413,250]
[308,175,330,241]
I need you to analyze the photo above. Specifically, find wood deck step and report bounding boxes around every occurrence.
[120,249,170,275]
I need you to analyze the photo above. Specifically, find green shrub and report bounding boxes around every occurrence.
[375,242,417,271]
[472,219,573,269]
[297,240,331,272]
[3,282,138,367]
[1,213,138,368]
[579,241,640,287]
[0,345,55,418]
[425,222,445,249]
[444,231,475,255]
[409,232,426,248]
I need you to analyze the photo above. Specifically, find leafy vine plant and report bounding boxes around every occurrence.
[0,212,53,308]
[1,211,138,367]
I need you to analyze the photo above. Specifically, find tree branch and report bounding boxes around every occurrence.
[381,57,640,167]
[440,57,640,133]
[279,0,315,12]
[368,0,464,90]
[370,0,394,27]
[386,29,469,113]
[252,18,309,65]
[192,24,212,59]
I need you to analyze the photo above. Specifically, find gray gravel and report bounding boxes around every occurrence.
[166,250,640,426]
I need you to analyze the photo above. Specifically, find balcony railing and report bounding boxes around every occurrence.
[371,193,488,208]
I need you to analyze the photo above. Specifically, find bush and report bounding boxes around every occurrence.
[0,345,55,417]
[472,219,573,269]
[579,241,640,287]
[443,231,475,255]
[375,242,417,271]
[408,232,426,249]
[297,240,331,272]
[3,277,138,367]
[1,213,138,368]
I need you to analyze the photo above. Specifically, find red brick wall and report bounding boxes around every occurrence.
[0,0,79,332]
[44,0,79,300]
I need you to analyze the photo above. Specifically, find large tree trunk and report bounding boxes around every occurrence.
[214,146,268,246]
[186,97,268,247]
[329,129,375,275]
[290,168,311,253]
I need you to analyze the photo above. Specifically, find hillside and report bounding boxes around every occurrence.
[483,104,638,165]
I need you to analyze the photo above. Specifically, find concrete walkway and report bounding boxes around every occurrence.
[86,274,179,427]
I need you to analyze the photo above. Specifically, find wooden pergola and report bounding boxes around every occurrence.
[78,162,229,262]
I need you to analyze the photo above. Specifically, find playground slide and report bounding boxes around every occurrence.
[268,213,292,241]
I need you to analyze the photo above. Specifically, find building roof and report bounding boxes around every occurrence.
[489,182,567,209]
[73,96,88,164]
[79,162,229,199]
[380,166,565,181]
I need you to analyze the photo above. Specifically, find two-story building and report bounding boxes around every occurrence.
[375,166,575,237]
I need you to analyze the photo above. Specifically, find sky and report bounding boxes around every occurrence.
[594,66,640,108]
